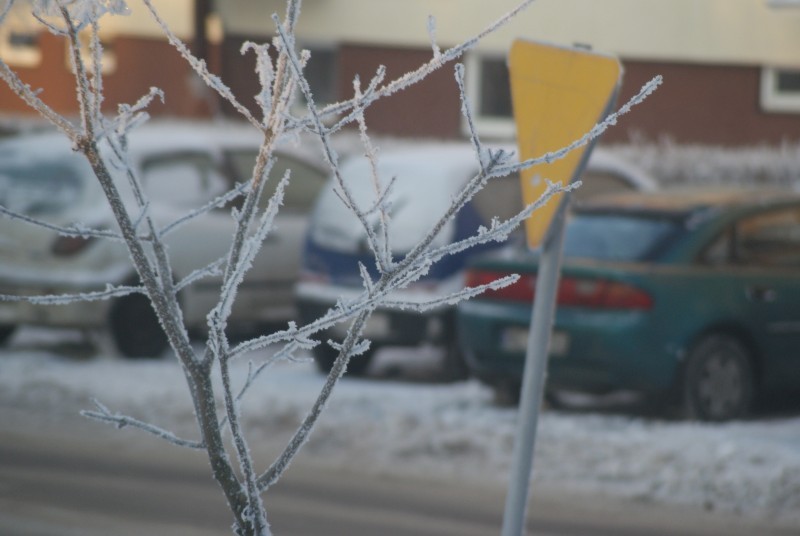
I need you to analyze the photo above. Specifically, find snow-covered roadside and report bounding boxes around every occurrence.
[2,329,800,530]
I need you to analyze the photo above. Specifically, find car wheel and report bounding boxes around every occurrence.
[312,344,374,377]
[493,380,521,406]
[0,324,16,346]
[683,334,754,422]
[109,293,169,359]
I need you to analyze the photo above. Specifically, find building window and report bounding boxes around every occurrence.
[0,29,41,68]
[297,45,338,109]
[464,53,515,139]
[73,31,117,74]
[760,67,800,113]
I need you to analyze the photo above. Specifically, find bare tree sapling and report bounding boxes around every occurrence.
[0,0,660,534]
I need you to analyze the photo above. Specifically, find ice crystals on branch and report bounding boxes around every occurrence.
[427,15,441,59]
[33,0,129,26]
[241,41,276,120]
[0,0,662,533]
[0,282,142,306]
[383,273,521,313]
[82,398,205,449]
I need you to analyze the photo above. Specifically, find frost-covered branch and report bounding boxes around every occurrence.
[0,1,660,534]
[0,59,76,137]
[352,75,393,271]
[381,274,521,313]
[0,0,14,25]
[497,76,663,176]
[140,0,261,129]
[174,257,226,292]
[158,180,250,238]
[0,204,123,241]
[289,0,535,134]
[257,308,373,492]
[455,63,485,172]
[0,283,142,306]
[228,181,568,362]
[81,398,205,449]
[274,18,391,273]
[209,168,289,364]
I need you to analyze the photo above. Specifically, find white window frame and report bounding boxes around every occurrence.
[292,42,338,114]
[462,52,516,140]
[760,66,800,114]
[71,31,117,75]
[0,27,41,68]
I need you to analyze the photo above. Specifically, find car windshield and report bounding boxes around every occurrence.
[563,212,684,261]
[0,159,86,217]
[226,149,260,184]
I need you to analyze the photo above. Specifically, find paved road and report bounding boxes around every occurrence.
[0,407,795,536]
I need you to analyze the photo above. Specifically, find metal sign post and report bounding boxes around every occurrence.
[500,194,569,536]
[501,39,622,535]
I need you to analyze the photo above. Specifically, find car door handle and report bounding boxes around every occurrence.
[746,286,777,303]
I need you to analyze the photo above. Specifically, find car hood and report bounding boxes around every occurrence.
[308,147,480,254]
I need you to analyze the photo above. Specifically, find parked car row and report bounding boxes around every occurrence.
[6,125,796,423]
[296,144,658,378]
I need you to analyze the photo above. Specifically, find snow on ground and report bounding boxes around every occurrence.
[2,328,800,530]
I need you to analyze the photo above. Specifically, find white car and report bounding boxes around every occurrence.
[296,143,659,378]
[0,121,329,357]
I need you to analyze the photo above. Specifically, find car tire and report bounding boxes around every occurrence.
[493,380,521,406]
[312,344,374,377]
[0,324,16,346]
[682,334,754,422]
[109,293,169,359]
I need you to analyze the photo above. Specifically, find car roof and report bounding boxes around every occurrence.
[0,120,326,170]
[573,188,800,215]
[334,141,657,189]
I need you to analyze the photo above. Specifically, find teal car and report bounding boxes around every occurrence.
[457,190,800,421]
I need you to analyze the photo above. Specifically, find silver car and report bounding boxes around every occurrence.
[0,121,329,357]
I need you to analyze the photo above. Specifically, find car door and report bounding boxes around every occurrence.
[138,151,235,325]
[221,149,329,324]
[140,149,327,328]
[728,206,800,389]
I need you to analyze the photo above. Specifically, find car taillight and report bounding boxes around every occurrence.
[467,269,652,310]
[465,269,535,303]
[51,235,95,257]
[299,269,330,284]
[558,277,652,310]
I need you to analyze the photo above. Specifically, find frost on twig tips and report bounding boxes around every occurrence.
[81,398,204,449]
[428,15,441,59]
[0,1,660,534]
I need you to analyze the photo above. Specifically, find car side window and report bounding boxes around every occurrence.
[227,149,327,214]
[141,153,227,207]
[0,159,85,217]
[267,155,328,212]
[699,229,733,266]
[734,207,800,268]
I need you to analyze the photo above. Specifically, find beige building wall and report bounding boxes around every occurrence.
[1,0,193,40]
[219,0,800,67]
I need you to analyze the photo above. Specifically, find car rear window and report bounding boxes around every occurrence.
[563,212,684,261]
[0,160,86,217]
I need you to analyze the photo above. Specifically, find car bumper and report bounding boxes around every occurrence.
[457,299,679,394]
